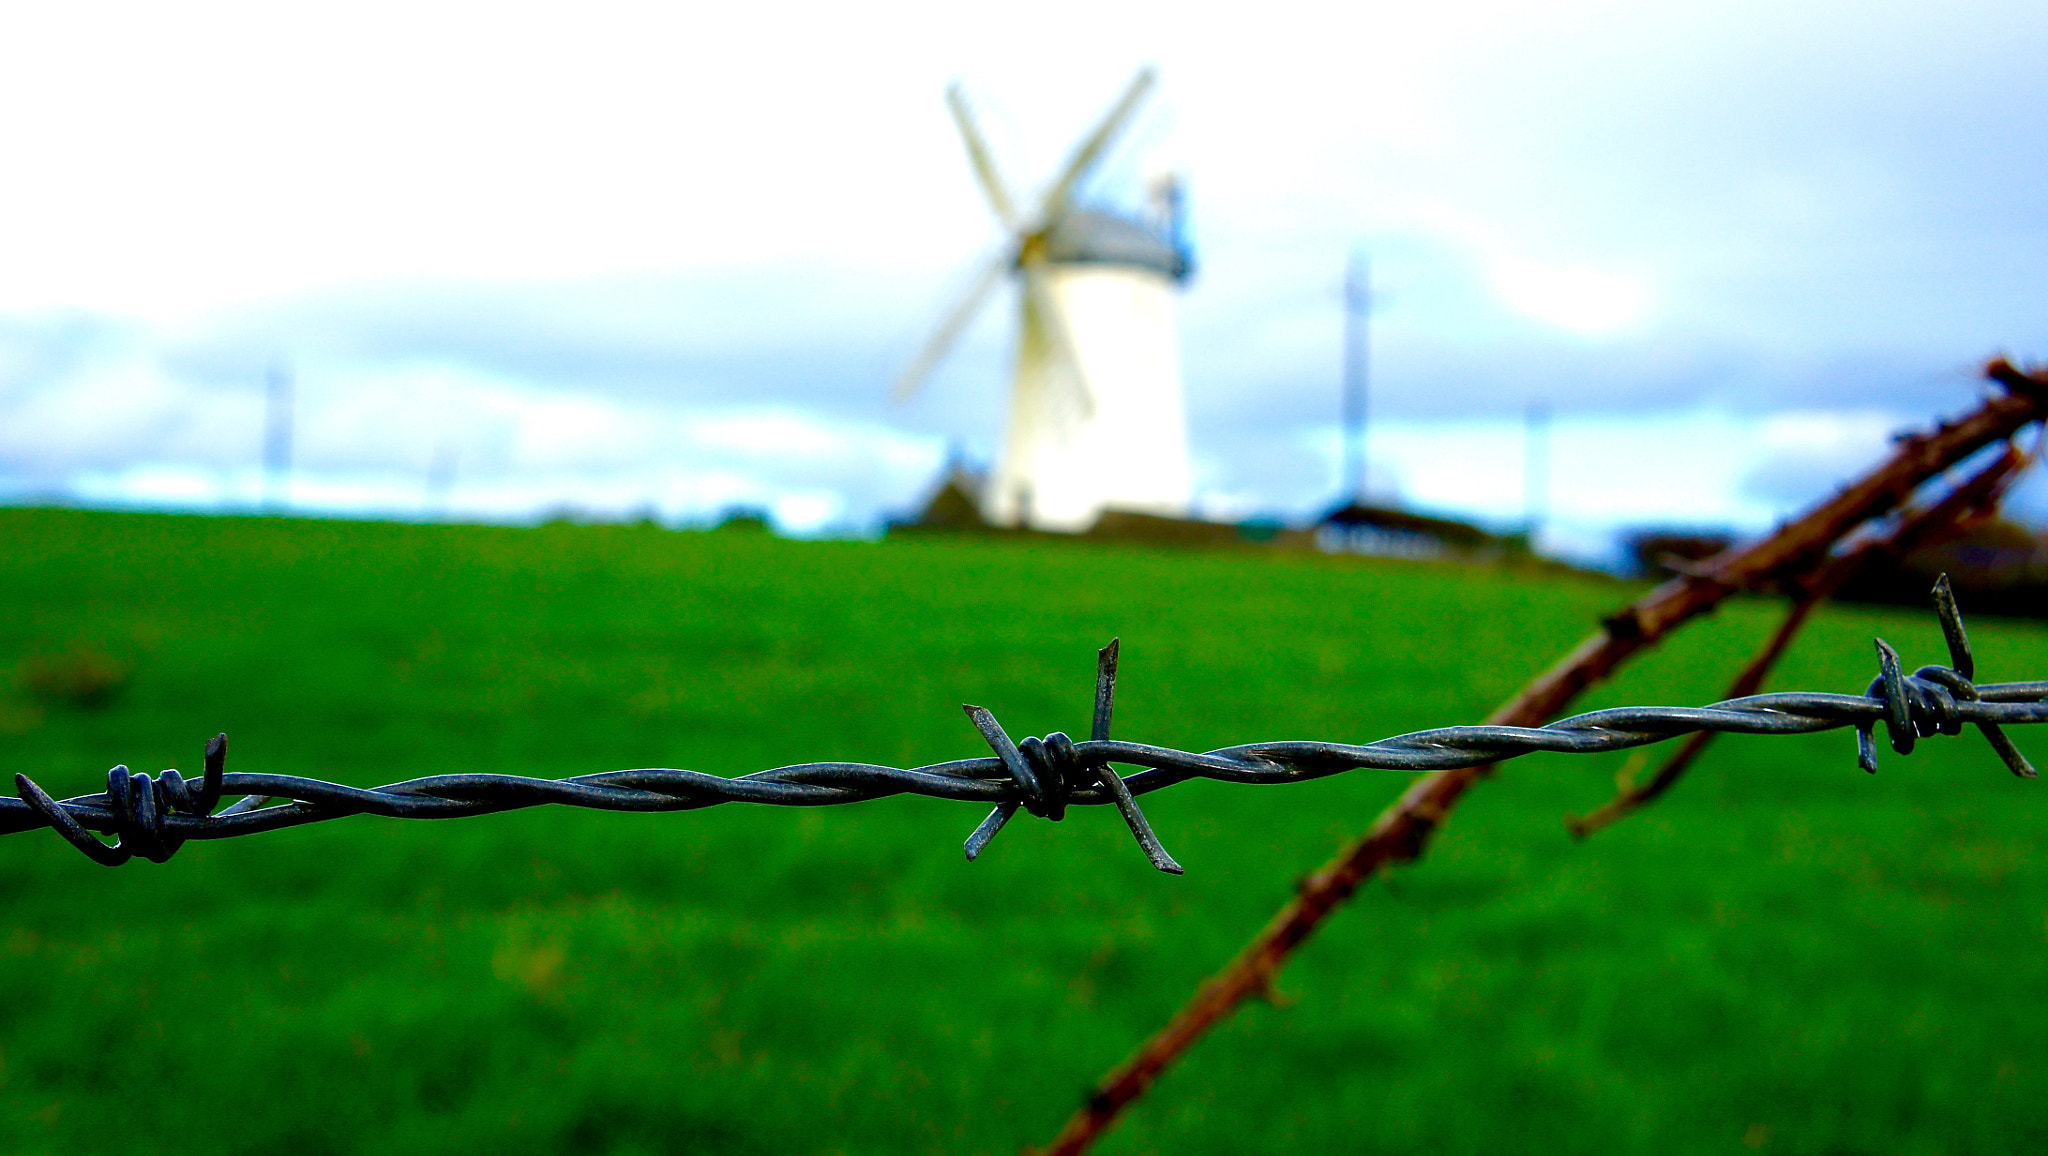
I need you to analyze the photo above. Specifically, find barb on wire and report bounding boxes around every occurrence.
[963,640,1182,873]
[6,578,2042,869]
[1860,576,2036,776]
[1567,440,2034,839]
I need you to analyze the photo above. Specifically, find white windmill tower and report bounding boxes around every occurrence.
[894,68,1195,532]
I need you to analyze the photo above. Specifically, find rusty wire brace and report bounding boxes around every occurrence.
[5,577,2040,870]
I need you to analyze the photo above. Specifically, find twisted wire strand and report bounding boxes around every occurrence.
[6,578,2041,870]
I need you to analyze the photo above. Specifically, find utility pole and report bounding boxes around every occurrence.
[1342,250,1370,505]
[264,364,293,510]
[1525,400,1551,543]
[426,439,458,520]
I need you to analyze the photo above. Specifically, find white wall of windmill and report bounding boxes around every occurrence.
[983,262,1193,531]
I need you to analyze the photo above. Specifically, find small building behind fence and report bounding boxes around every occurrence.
[1316,500,1521,562]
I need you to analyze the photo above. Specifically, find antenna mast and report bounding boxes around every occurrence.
[1342,251,1371,503]
[264,363,293,510]
[1525,400,1551,540]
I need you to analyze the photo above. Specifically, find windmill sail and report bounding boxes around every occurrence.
[895,69,1195,532]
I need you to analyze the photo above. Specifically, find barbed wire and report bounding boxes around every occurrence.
[5,577,2041,870]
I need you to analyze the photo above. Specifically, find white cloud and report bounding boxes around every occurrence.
[3,0,2046,543]
[2,347,945,531]
[1271,405,1925,565]
[1489,259,1654,336]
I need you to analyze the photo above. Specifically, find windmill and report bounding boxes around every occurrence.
[893,68,1195,532]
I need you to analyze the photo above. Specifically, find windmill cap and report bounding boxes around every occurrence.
[1039,209,1191,282]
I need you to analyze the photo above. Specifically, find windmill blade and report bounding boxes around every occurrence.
[946,84,1016,228]
[891,251,1010,405]
[1030,66,1158,230]
[1021,262,1094,419]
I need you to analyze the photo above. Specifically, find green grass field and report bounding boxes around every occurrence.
[1,507,2044,1155]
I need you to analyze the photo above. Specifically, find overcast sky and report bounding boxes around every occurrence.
[4,0,2046,557]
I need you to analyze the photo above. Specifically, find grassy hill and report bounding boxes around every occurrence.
[0,507,2043,1155]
